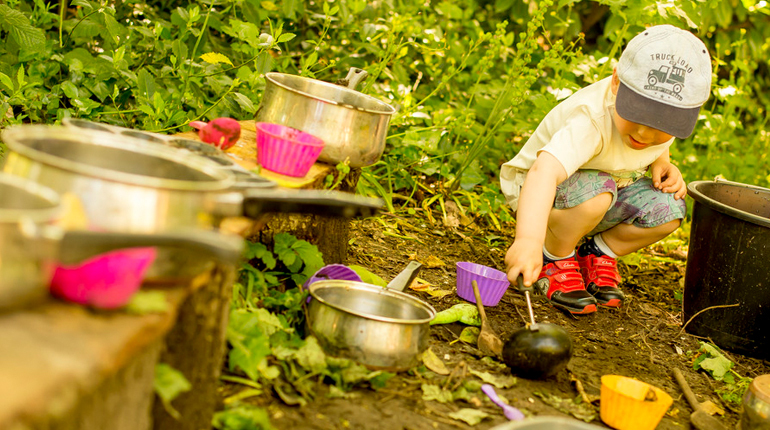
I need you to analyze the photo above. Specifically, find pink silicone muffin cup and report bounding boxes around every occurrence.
[49,247,157,309]
[456,261,509,306]
[256,122,324,177]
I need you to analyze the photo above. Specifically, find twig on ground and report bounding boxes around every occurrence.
[570,373,594,405]
[677,303,740,336]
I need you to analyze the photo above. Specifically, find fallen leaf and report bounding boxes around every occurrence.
[424,289,453,299]
[448,408,489,425]
[534,391,596,422]
[421,383,454,403]
[456,327,480,344]
[409,277,433,291]
[701,400,726,416]
[423,255,445,268]
[469,369,517,388]
[422,348,449,375]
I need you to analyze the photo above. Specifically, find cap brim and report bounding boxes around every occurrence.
[616,82,702,139]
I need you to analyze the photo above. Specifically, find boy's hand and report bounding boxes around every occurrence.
[651,161,686,199]
[504,237,542,288]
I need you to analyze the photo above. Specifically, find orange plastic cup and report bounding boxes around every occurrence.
[600,375,673,430]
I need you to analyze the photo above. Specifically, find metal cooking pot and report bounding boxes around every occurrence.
[307,280,436,371]
[0,173,242,311]
[255,69,397,168]
[0,125,382,281]
[61,118,278,190]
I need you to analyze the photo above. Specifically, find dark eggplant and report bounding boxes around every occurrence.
[502,322,573,379]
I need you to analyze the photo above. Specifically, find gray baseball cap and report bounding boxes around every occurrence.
[615,25,712,139]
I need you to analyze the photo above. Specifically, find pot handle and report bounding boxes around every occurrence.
[238,188,383,219]
[55,229,244,266]
[343,68,368,90]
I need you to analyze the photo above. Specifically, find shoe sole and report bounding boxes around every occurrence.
[598,299,622,308]
[551,302,597,315]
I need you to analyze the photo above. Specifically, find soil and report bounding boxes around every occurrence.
[237,213,770,430]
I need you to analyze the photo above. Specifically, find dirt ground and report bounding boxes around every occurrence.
[243,213,770,430]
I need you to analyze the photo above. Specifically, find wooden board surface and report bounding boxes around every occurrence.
[176,120,335,190]
[0,271,210,430]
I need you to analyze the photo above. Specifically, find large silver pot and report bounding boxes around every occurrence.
[307,280,436,371]
[0,125,381,281]
[256,71,397,168]
[0,173,242,311]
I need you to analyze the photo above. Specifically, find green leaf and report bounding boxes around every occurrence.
[154,363,192,403]
[212,404,274,430]
[125,291,169,314]
[0,72,13,92]
[448,408,489,426]
[60,81,79,99]
[276,33,296,43]
[0,5,45,51]
[458,326,480,344]
[430,303,481,326]
[102,12,125,45]
[254,52,274,74]
[292,337,328,374]
[421,383,454,403]
[469,369,517,388]
[348,265,387,287]
[200,52,233,66]
[232,92,256,113]
[694,342,734,380]
[171,39,189,63]
[137,69,156,101]
[244,241,276,269]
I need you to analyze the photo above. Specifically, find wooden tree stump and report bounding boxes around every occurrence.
[252,169,362,265]
[151,264,236,430]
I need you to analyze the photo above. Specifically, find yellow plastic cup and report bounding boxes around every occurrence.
[600,375,673,430]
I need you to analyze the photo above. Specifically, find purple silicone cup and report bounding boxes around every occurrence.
[304,264,363,303]
[256,122,324,177]
[304,264,362,288]
[456,261,509,307]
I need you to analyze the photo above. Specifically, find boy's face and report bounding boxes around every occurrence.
[612,110,673,150]
[611,69,674,150]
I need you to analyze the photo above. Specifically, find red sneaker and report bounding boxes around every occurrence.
[576,253,625,307]
[533,258,597,315]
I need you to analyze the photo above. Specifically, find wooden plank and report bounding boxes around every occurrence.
[0,273,205,430]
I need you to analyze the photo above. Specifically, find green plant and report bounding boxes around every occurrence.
[222,233,394,425]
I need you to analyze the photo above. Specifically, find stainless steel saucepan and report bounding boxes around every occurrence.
[256,68,397,168]
[0,173,243,311]
[0,125,382,281]
[307,263,434,371]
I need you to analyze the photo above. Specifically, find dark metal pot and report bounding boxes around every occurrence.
[255,70,397,168]
[0,173,242,311]
[0,125,382,281]
[684,179,770,359]
[307,280,436,371]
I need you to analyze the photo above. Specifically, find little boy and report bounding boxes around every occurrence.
[501,25,712,314]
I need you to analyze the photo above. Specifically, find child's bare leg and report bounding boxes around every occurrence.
[545,192,613,256]
[600,219,681,256]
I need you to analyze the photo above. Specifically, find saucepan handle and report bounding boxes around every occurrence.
[56,229,244,266]
[239,188,383,219]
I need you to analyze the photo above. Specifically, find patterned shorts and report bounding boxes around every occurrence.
[554,170,687,236]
